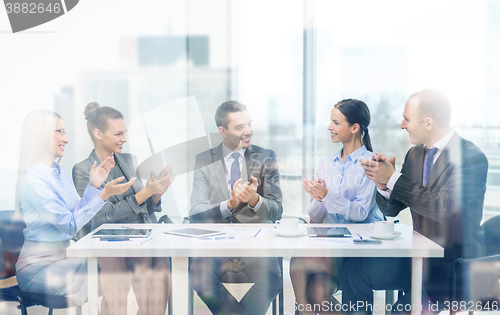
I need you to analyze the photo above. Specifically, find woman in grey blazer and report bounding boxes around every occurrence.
[72,103,174,315]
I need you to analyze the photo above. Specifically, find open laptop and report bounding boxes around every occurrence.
[163,227,225,238]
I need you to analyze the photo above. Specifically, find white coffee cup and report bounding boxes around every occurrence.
[275,218,299,232]
[369,221,394,235]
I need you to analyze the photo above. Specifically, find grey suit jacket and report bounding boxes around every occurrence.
[72,151,161,233]
[189,143,283,223]
[376,132,488,261]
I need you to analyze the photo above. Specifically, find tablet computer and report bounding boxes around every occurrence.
[92,228,152,239]
[307,227,351,237]
[164,228,225,238]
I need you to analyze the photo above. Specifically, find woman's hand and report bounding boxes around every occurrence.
[150,172,176,204]
[89,156,114,189]
[146,171,175,196]
[302,178,328,201]
[158,164,173,178]
[99,176,136,200]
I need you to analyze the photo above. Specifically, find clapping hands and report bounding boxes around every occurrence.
[89,156,114,189]
[228,176,259,210]
[100,176,136,200]
[146,164,175,204]
[359,153,396,190]
[302,178,328,201]
[88,156,136,200]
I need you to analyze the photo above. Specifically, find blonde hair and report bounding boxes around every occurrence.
[15,109,61,216]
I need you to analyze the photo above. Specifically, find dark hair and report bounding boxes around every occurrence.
[84,102,124,140]
[409,88,451,127]
[334,99,373,152]
[215,100,247,128]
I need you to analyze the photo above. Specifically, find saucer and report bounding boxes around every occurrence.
[274,226,306,237]
[368,231,402,240]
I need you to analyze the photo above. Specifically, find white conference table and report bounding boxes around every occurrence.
[67,223,443,315]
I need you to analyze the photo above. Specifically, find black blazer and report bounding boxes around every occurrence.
[377,132,488,261]
[189,143,283,223]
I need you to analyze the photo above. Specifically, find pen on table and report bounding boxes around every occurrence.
[101,238,129,242]
[140,238,153,245]
[254,229,262,238]
[215,236,235,241]
[357,233,363,240]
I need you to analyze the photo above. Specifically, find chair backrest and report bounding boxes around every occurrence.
[482,215,500,256]
[0,210,26,279]
[158,214,173,224]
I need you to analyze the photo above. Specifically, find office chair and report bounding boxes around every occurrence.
[482,215,500,256]
[158,214,173,224]
[157,214,175,315]
[0,210,82,315]
[451,215,500,315]
[185,216,284,315]
[188,257,284,315]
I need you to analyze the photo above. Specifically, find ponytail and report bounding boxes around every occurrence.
[334,99,374,152]
[362,127,373,152]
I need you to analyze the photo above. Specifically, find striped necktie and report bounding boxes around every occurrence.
[423,147,438,186]
[230,152,240,189]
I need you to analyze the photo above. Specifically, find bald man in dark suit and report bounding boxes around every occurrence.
[341,89,488,314]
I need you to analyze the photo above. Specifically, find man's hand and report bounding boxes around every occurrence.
[235,176,259,207]
[360,152,396,190]
[371,152,396,167]
[228,179,243,210]
[302,178,328,201]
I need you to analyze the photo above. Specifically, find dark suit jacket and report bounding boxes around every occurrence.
[189,143,283,223]
[377,132,488,261]
[72,151,162,233]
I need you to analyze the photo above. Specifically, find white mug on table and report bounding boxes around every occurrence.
[369,221,394,235]
[275,218,299,232]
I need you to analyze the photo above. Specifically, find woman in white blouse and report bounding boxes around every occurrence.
[15,109,134,305]
[290,99,384,314]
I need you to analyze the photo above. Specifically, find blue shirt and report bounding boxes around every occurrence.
[308,145,383,224]
[19,161,106,242]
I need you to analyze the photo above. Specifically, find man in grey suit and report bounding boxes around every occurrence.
[189,100,283,315]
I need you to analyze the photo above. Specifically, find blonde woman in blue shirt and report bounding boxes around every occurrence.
[290,99,383,314]
[15,109,134,306]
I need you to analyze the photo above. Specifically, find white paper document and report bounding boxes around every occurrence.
[223,227,267,238]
